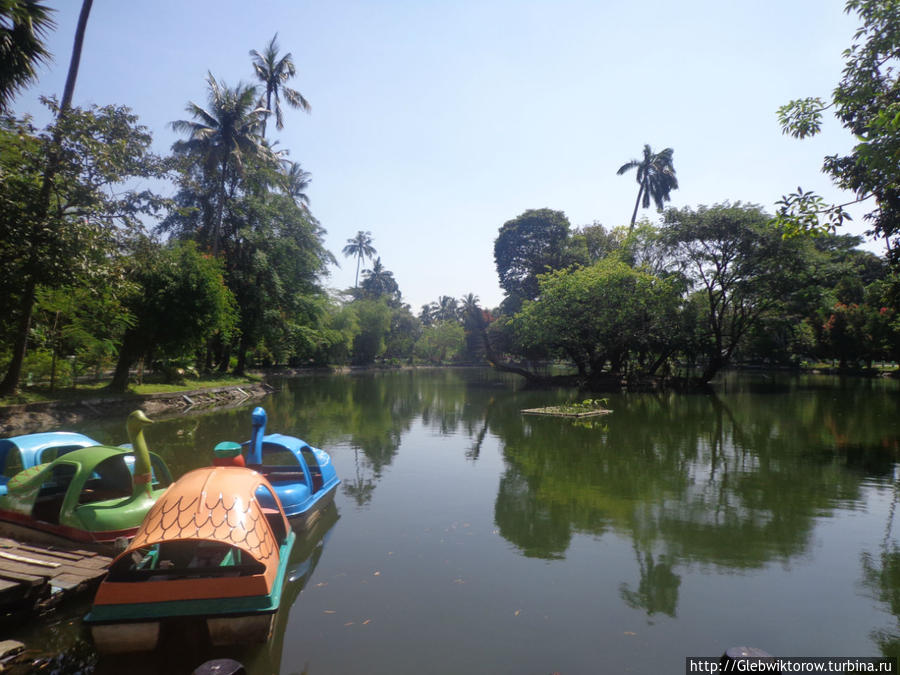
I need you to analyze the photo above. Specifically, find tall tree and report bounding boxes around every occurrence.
[0,0,55,113]
[342,230,376,289]
[0,0,95,396]
[0,104,164,395]
[494,208,579,311]
[512,258,681,383]
[435,295,460,323]
[460,293,487,361]
[360,257,399,302]
[661,203,809,382]
[776,0,900,265]
[170,73,272,258]
[419,302,438,326]
[250,33,310,138]
[281,160,311,209]
[109,240,236,392]
[460,293,480,317]
[617,144,679,229]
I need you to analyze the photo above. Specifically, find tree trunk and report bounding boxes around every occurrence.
[0,0,93,396]
[646,349,672,376]
[701,353,724,384]
[50,310,60,392]
[234,329,253,376]
[212,155,227,258]
[629,182,645,230]
[261,87,272,139]
[60,0,93,112]
[478,322,547,384]
[109,338,138,393]
[0,277,37,395]
[217,342,231,373]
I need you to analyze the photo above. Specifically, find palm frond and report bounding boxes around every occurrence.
[617,160,639,175]
[282,86,311,112]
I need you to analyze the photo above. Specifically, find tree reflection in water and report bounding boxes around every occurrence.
[862,478,900,659]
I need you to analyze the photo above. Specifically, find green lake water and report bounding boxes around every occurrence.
[8,369,900,674]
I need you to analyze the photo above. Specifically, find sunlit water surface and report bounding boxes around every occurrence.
[7,369,900,674]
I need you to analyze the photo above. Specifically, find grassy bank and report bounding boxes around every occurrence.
[0,374,263,408]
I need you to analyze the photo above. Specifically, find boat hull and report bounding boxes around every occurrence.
[0,517,128,555]
[90,621,161,654]
[286,483,338,530]
[89,612,276,654]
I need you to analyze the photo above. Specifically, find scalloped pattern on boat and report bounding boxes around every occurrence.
[123,467,284,564]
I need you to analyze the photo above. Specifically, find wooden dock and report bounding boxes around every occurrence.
[0,537,111,616]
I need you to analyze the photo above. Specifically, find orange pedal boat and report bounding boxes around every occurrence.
[85,466,295,654]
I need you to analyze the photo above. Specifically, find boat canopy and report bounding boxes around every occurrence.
[119,467,290,567]
[0,432,100,495]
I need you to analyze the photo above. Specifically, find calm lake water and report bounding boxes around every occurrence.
[7,369,900,674]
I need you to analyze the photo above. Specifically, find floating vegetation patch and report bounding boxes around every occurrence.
[522,399,612,418]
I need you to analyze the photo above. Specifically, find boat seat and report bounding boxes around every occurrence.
[157,541,195,569]
[32,494,65,524]
[263,470,306,483]
[126,562,265,581]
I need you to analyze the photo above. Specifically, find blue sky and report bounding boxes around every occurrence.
[15,0,878,311]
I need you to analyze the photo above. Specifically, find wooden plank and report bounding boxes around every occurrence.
[48,564,105,582]
[0,550,61,568]
[15,543,85,562]
[1,547,107,570]
[49,573,92,591]
[0,559,53,581]
[0,537,111,615]
[0,569,45,586]
[67,548,112,560]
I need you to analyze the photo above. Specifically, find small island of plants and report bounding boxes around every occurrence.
[522,398,612,418]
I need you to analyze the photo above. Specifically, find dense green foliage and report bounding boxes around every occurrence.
[661,203,811,381]
[0,101,166,394]
[776,0,900,264]
[108,241,236,391]
[491,203,896,385]
[493,208,582,311]
[0,3,896,396]
[513,259,681,383]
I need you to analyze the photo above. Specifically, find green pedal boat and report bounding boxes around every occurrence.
[0,411,172,549]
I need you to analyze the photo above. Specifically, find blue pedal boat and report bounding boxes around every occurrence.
[238,407,340,529]
[0,432,100,497]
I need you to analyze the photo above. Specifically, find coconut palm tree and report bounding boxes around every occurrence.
[171,73,272,257]
[436,295,460,322]
[250,33,310,138]
[360,257,398,299]
[460,292,480,317]
[0,0,55,113]
[617,144,679,230]
[281,160,311,209]
[342,230,376,288]
[420,302,438,326]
